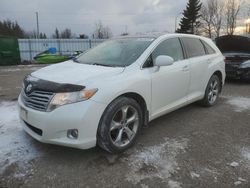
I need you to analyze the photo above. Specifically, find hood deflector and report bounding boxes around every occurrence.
[24,75,85,93]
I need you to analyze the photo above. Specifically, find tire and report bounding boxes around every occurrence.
[200,75,221,107]
[97,97,143,153]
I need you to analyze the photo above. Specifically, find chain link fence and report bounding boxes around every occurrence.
[18,39,106,62]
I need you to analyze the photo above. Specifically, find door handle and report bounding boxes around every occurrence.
[182,65,189,72]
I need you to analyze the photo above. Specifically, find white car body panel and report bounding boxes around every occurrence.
[150,59,190,119]
[18,34,225,149]
[32,61,125,85]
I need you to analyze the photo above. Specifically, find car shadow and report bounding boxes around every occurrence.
[225,78,250,85]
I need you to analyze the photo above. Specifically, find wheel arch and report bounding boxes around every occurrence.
[119,92,149,127]
[213,70,223,93]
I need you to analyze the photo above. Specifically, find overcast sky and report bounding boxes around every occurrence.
[0,0,187,37]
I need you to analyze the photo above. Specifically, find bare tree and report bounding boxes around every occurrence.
[103,26,113,39]
[211,0,224,37]
[60,28,72,39]
[53,28,60,39]
[200,2,214,38]
[246,1,250,34]
[200,0,224,38]
[93,21,113,39]
[225,0,241,35]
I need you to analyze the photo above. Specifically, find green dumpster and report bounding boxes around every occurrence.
[0,36,21,65]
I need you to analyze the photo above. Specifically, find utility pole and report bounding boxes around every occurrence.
[36,12,39,39]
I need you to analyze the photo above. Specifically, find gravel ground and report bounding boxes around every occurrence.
[0,65,250,188]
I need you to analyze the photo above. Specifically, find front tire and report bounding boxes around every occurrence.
[200,75,221,107]
[97,97,143,153]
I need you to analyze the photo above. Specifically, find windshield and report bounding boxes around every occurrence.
[76,38,154,67]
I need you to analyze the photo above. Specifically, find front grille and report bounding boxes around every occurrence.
[24,121,43,136]
[21,89,54,111]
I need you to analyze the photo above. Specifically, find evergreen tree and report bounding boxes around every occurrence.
[39,32,47,39]
[0,19,25,38]
[53,28,60,39]
[177,0,202,34]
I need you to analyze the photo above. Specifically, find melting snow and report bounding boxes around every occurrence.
[238,177,246,182]
[168,180,181,188]
[0,101,41,174]
[229,162,239,167]
[190,172,200,178]
[124,138,188,184]
[234,178,247,186]
[225,96,250,112]
[241,148,250,161]
[234,181,242,186]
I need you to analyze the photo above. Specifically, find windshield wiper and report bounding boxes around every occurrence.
[92,63,114,67]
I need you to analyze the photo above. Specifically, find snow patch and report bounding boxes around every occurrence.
[234,177,247,186]
[190,172,200,178]
[168,180,181,188]
[238,177,246,182]
[234,181,242,186]
[241,148,250,161]
[0,101,42,174]
[226,96,250,112]
[229,161,239,167]
[124,138,188,184]
[140,184,149,188]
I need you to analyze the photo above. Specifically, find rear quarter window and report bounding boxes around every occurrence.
[201,40,216,54]
[181,37,206,58]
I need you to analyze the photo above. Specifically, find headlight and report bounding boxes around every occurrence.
[47,88,98,111]
[240,60,250,68]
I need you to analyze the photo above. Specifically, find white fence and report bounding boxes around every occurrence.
[18,39,106,61]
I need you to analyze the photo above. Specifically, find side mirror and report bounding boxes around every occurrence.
[155,55,174,67]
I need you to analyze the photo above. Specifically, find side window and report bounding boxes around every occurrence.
[152,38,184,62]
[201,40,216,54]
[181,38,206,58]
[143,54,153,68]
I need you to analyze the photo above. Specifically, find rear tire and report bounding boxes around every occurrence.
[200,75,221,107]
[97,97,143,153]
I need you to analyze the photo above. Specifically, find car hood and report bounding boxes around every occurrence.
[31,60,125,85]
[216,35,250,53]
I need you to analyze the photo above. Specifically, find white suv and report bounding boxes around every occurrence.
[18,34,225,153]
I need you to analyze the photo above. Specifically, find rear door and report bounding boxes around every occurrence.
[181,37,209,100]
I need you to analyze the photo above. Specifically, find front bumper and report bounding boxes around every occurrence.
[226,65,250,80]
[18,95,107,149]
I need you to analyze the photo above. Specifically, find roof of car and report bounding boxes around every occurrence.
[114,33,207,40]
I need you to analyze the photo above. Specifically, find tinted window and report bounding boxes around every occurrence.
[201,40,216,54]
[152,38,184,62]
[182,38,206,58]
[143,54,154,68]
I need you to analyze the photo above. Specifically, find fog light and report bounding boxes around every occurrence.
[67,129,78,139]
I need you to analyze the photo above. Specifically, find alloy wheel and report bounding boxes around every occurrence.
[109,105,139,148]
[208,79,219,104]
